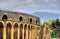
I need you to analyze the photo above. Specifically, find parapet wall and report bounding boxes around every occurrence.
[0,10,40,26]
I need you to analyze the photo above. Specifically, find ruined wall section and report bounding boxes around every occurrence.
[0,10,40,26]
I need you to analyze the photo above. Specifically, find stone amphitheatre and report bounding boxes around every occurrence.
[0,10,40,39]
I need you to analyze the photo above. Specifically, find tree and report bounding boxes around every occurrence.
[47,19,60,38]
[55,19,60,27]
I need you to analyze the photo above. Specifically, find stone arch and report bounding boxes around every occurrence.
[14,23,18,39]
[6,22,12,28]
[24,24,27,39]
[2,15,8,20]
[0,22,4,39]
[6,22,12,39]
[14,23,18,28]
[20,23,23,39]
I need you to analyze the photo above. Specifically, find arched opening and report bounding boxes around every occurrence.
[0,22,3,39]
[24,24,27,29]
[28,25,30,39]
[24,24,27,39]
[2,15,8,20]
[20,24,23,39]
[31,25,33,30]
[30,18,32,23]
[19,16,23,21]
[6,22,12,39]
[14,23,18,39]
[28,25,30,30]
[14,23,18,28]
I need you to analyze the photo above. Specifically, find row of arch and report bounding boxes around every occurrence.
[2,15,38,24]
[0,22,32,28]
[0,22,34,39]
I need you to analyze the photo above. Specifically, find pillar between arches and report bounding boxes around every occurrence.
[11,23,14,39]
[18,23,20,39]
[30,25,32,39]
[3,22,6,39]
[31,26,34,39]
[22,24,24,39]
[26,24,28,39]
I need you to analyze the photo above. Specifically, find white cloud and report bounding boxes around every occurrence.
[0,0,60,14]
[44,0,48,2]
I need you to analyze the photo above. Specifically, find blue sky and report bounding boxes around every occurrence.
[0,0,60,14]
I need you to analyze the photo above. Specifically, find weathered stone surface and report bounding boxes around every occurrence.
[0,10,40,26]
[0,10,40,39]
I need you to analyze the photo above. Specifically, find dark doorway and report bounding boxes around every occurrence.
[2,15,8,20]
[20,24,23,39]
[0,22,3,39]
[24,24,27,39]
[14,23,18,39]
[30,18,32,23]
[6,22,12,39]
[19,16,23,21]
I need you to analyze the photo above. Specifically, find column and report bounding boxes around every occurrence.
[3,26,6,39]
[30,26,32,39]
[38,28,40,39]
[18,24,20,39]
[32,26,35,39]
[31,26,34,39]
[29,25,31,39]
[28,25,30,39]
[34,27,37,39]
[22,25,24,39]
[36,27,38,39]
[26,25,28,39]
[33,27,36,39]
[36,27,39,39]
[11,25,13,39]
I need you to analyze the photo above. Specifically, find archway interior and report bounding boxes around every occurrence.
[24,24,27,39]
[14,23,18,39]
[20,24,23,39]
[6,23,12,39]
[0,22,3,39]
[19,16,23,21]
[30,18,32,23]
[2,15,8,20]
[28,25,30,39]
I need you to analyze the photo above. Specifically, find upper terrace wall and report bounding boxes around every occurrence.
[0,10,40,26]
